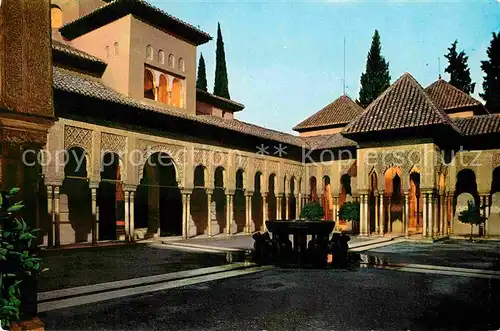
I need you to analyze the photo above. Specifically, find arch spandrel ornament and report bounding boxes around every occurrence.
[254,158,265,174]
[101,132,126,156]
[64,125,92,155]
[138,140,186,187]
[492,153,500,170]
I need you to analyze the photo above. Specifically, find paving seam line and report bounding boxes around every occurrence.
[167,242,248,252]
[38,263,255,303]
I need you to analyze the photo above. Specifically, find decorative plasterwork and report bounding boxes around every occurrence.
[254,158,265,174]
[493,153,500,170]
[267,160,279,175]
[284,162,303,180]
[236,155,248,171]
[138,140,186,186]
[64,125,92,154]
[101,132,126,156]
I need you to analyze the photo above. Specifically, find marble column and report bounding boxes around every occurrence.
[54,186,61,247]
[129,191,135,241]
[359,194,365,235]
[262,193,268,231]
[90,185,98,244]
[404,192,409,236]
[379,193,384,236]
[47,185,54,247]
[423,193,428,237]
[439,194,445,235]
[448,193,454,235]
[387,197,392,233]
[187,193,192,237]
[295,195,299,220]
[226,194,231,235]
[285,195,290,220]
[207,189,213,236]
[361,194,369,236]
[485,194,490,236]
[182,194,187,238]
[374,194,379,235]
[245,194,252,233]
[433,193,438,237]
[124,191,130,241]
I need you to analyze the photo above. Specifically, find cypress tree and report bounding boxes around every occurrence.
[444,40,475,94]
[214,22,230,99]
[196,53,208,92]
[358,30,391,108]
[480,32,500,113]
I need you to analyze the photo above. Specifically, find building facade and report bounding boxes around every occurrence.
[1,0,499,247]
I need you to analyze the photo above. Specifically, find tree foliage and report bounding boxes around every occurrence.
[0,188,44,328]
[299,202,324,221]
[196,53,208,92]
[457,200,486,241]
[444,40,475,94]
[358,30,391,108]
[214,23,230,99]
[338,201,360,222]
[480,32,500,113]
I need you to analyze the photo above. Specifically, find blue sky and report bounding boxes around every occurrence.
[152,0,499,134]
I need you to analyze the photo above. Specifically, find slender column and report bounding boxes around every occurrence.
[244,194,251,233]
[428,192,434,238]
[277,196,282,220]
[186,193,192,237]
[387,197,392,233]
[423,193,428,237]
[433,193,438,236]
[90,186,98,244]
[361,194,369,236]
[285,196,290,220]
[485,194,490,236]
[47,186,54,247]
[54,186,61,247]
[379,193,384,236]
[448,193,454,235]
[182,193,187,239]
[374,194,379,235]
[334,196,339,222]
[129,191,135,241]
[229,194,234,235]
[439,194,445,235]
[262,193,268,231]
[359,194,365,235]
[295,195,299,220]
[207,190,213,236]
[124,191,130,241]
[225,194,231,234]
[404,192,409,236]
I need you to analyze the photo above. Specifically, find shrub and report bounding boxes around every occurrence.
[0,188,43,328]
[458,200,487,241]
[338,201,360,222]
[299,202,324,221]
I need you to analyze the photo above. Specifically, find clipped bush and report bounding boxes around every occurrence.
[299,202,324,221]
[338,201,360,222]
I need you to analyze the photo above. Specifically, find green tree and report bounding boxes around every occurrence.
[214,23,230,99]
[444,40,475,94]
[480,32,500,113]
[299,202,324,221]
[457,200,486,241]
[358,30,391,108]
[196,53,208,92]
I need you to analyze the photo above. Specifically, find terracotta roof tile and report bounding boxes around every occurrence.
[293,94,364,131]
[343,72,460,135]
[53,66,306,147]
[196,89,245,112]
[425,79,487,114]
[60,0,211,45]
[300,134,357,150]
[452,114,500,136]
[52,40,106,66]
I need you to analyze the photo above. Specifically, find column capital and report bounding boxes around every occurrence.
[123,184,138,192]
[245,191,254,197]
[89,181,99,190]
[182,188,193,195]
[478,191,490,196]
[206,188,214,195]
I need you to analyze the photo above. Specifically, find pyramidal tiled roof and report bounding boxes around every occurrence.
[293,94,364,131]
[424,79,487,113]
[452,114,500,136]
[343,72,460,135]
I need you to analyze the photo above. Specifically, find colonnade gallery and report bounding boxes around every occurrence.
[2,0,500,247]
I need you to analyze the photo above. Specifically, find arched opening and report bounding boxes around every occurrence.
[489,167,500,236]
[368,171,378,234]
[191,165,208,236]
[289,177,297,219]
[61,147,92,244]
[168,54,175,67]
[98,152,124,241]
[144,69,155,100]
[253,172,263,230]
[384,167,403,233]
[146,45,153,60]
[339,174,353,229]
[268,174,277,220]
[178,58,185,72]
[158,74,169,104]
[454,169,479,236]
[171,78,183,107]
[51,5,63,29]
[214,166,226,233]
[322,176,333,220]
[309,176,317,202]
[158,50,165,64]
[409,171,422,233]
[135,152,181,238]
[234,169,246,232]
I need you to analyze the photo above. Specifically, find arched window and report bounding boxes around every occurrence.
[51,5,63,29]
[158,50,165,64]
[104,46,110,61]
[171,78,183,107]
[144,69,155,100]
[146,45,153,60]
[158,74,169,104]
[178,58,185,72]
[168,54,175,68]
[113,42,119,56]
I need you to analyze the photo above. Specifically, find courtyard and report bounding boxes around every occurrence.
[38,239,500,330]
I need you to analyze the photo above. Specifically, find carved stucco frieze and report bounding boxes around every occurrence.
[64,125,92,154]
[267,160,279,176]
[236,155,248,171]
[101,132,126,156]
[138,140,186,186]
[254,158,265,173]
[492,153,500,170]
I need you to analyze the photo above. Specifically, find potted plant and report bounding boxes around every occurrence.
[0,188,44,330]
[458,200,487,242]
[299,202,325,221]
[338,201,360,232]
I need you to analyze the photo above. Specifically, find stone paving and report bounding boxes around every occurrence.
[39,243,230,292]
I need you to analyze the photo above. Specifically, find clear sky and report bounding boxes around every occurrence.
[151,0,499,134]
